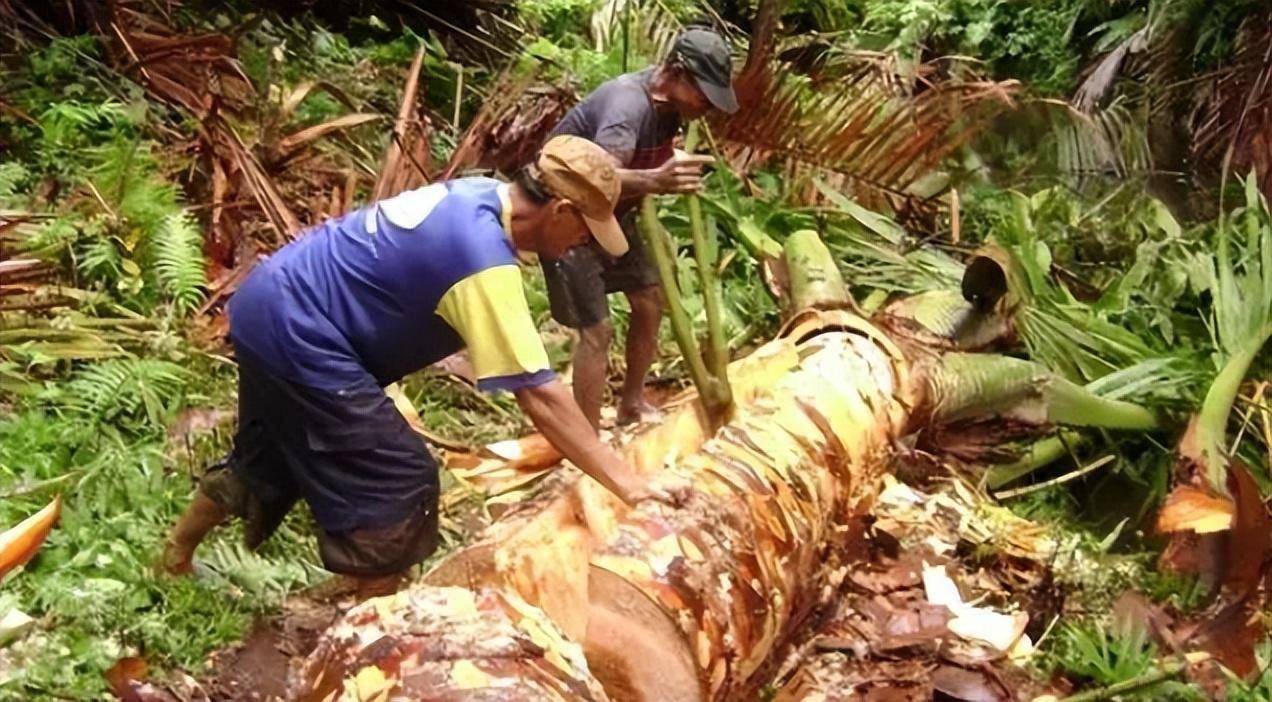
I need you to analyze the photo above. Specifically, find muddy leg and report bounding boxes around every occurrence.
[163,491,230,575]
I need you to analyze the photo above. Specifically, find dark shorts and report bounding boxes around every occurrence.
[543,213,659,329]
[200,351,439,577]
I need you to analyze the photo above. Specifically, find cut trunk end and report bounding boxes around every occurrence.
[583,566,703,702]
[783,229,849,312]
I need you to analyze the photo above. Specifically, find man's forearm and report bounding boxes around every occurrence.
[515,380,642,502]
[617,167,663,199]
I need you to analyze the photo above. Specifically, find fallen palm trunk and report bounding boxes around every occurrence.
[298,311,911,701]
[296,321,1155,701]
[293,233,1158,700]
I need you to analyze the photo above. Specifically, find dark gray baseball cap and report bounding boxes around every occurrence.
[668,28,738,114]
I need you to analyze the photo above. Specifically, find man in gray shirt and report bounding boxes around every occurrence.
[544,28,737,428]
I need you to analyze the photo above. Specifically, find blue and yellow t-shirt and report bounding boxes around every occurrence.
[227,177,553,394]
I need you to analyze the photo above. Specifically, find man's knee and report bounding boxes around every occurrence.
[626,287,662,318]
[578,320,614,350]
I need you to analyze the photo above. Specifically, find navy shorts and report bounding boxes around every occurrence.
[542,213,659,329]
[200,350,439,577]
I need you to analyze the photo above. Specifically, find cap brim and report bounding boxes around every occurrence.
[695,76,739,114]
[583,213,629,257]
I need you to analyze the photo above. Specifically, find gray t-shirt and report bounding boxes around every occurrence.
[550,68,681,173]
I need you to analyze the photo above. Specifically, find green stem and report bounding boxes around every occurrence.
[1056,657,1191,702]
[1046,375,1159,429]
[784,229,849,310]
[1194,336,1268,491]
[985,431,1087,490]
[732,216,783,261]
[684,123,731,409]
[638,196,723,420]
[926,353,1158,430]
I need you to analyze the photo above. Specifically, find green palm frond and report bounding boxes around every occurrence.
[590,0,686,59]
[149,211,206,316]
[989,191,1162,384]
[1051,100,1152,180]
[812,178,964,295]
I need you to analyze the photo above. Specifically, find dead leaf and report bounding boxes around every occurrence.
[275,113,383,159]
[931,665,1006,702]
[1110,591,1179,651]
[104,657,149,701]
[873,599,952,651]
[850,555,924,594]
[1157,485,1235,534]
[1193,599,1259,680]
[0,496,62,579]
[1223,462,1271,596]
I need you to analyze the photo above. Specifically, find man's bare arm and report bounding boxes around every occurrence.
[514,379,651,506]
[616,153,714,199]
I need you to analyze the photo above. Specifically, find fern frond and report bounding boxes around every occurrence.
[88,139,180,231]
[62,358,188,428]
[149,211,206,315]
[78,232,123,282]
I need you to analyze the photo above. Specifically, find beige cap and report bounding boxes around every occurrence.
[535,135,628,257]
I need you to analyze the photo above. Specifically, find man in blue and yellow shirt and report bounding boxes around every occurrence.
[164,136,663,598]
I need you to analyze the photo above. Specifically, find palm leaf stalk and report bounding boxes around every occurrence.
[984,431,1089,490]
[922,353,1158,430]
[1158,176,1272,561]
[297,233,1158,701]
[638,196,729,425]
[683,123,731,414]
[1191,177,1272,490]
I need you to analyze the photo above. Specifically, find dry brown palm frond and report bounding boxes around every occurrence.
[106,5,254,117]
[371,47,434,202]
[1073,26,1152,113]
[1190,11,1272,198]
[440,69,577,179]
[714,52,1018,212]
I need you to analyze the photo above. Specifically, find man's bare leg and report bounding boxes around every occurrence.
[618,286,662,425]
[162,491,230,575]
[352,572,407,601]
[573,321,613,431]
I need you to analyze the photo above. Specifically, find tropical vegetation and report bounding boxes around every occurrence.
[2,0,1272,699]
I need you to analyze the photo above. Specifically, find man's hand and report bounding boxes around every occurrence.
[617,474,692,508]
[517,379,692,508]
[651,154,714,194]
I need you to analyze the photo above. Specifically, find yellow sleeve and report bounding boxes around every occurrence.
[435,265,554,393]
